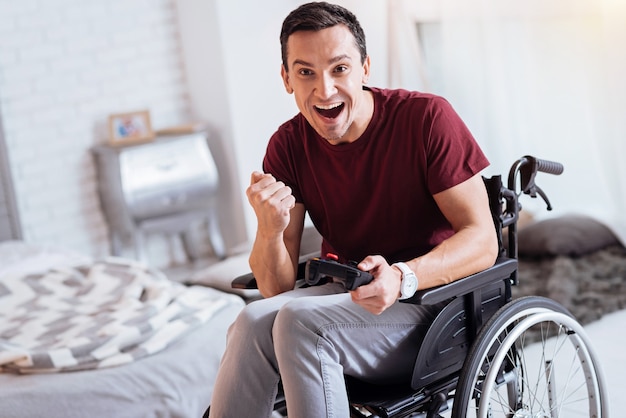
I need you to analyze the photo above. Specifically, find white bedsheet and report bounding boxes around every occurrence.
[0,301,243,418]
[0,240,245,417]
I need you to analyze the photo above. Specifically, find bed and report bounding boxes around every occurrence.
[0,240,245,418]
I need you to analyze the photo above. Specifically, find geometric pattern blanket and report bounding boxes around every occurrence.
[0,257,242,374]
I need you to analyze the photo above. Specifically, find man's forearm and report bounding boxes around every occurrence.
[406,224,498,290]
[249,232,298,297]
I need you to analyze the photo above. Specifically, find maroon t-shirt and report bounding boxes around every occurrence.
[263,87,489,264]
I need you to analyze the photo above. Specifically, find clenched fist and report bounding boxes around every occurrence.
[246,171,296,236]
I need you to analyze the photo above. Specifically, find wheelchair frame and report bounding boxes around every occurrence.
[226,156,608,418]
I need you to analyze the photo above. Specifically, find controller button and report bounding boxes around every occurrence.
[326,253,339,261]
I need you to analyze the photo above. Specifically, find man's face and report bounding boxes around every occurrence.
[281,24,371,144]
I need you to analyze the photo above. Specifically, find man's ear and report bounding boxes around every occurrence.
[281,64,294,94]
[361,55,371,85]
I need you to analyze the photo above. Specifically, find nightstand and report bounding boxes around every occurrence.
[92,132,225,263]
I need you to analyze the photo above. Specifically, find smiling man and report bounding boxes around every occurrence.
[207,2,497,417]
[280,23,373,145]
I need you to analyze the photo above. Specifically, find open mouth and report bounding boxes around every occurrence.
[315,102,344,119]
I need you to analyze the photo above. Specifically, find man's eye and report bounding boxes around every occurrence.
[335,65,348,73]
[298,69,313,76]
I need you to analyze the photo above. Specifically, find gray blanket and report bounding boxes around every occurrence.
[0,257,240,373]
[514,244,626,325]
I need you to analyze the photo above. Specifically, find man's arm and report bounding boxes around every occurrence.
[406,172,499,287]
[247,171,306,297]
[353,173,498,314]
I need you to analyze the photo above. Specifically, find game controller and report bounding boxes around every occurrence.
[305,255,374,290]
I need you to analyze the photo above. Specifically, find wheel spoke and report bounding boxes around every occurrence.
[452,297,606,418]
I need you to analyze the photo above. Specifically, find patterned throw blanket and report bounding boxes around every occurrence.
[0,258,242,374]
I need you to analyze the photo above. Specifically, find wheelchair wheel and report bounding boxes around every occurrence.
[452,296,608,418]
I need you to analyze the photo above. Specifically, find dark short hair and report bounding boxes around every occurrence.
[280,2,367,71]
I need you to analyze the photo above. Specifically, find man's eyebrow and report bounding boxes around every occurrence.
[292,59,313,68]
[328,54,352,65]
[291,54,353,68]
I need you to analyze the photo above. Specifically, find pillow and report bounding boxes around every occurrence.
[517,214,620,257]
[187,226,322,299]
[187,252,260,299]
[299,225,323,256]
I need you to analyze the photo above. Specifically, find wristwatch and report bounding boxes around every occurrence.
[392,262,419,300]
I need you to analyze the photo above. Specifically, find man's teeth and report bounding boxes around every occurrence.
[316,103,342,110]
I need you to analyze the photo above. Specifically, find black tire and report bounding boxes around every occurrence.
[452,296,607,417]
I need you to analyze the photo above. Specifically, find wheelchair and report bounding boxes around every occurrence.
[212,156,608,418]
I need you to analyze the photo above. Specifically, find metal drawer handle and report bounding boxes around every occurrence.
[156,161,177,171]
[160,194,188,206]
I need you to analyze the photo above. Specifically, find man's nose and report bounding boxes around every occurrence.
[317,73,337,99]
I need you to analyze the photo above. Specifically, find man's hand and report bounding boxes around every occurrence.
[246,171,296,236]
[349,255,402,315]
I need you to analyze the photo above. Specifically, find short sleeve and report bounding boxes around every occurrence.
[424,97,489,194]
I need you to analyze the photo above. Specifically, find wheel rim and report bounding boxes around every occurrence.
[475,311,604,418]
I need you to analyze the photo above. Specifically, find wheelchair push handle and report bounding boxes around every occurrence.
[533,157,564,176]
[508,155,564,211]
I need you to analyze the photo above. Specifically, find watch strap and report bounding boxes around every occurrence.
[392,262,418,300]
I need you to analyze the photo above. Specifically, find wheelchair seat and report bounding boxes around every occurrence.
[222,156,608,418]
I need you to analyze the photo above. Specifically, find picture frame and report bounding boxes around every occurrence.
[108,110,155,146]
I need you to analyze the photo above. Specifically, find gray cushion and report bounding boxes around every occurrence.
[187,253,259,298]
[299,225,323,256]
[187,226,322,299]
[518,214,620,257]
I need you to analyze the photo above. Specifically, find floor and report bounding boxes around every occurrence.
[579,309,625,417]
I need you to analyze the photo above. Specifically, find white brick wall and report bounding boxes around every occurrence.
[0,0,195,265]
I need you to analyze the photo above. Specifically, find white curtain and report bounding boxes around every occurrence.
[388,0,626,242]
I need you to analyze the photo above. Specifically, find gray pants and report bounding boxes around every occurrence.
[208,282,444,418]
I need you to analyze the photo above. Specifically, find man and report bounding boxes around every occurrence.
[208,2,498,417]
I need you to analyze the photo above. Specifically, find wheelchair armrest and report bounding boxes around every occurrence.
[232,271,258,290]
[401,257,517,306]
[232,256,518,305]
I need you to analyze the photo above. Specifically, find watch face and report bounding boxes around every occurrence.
[402,275,418,296]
